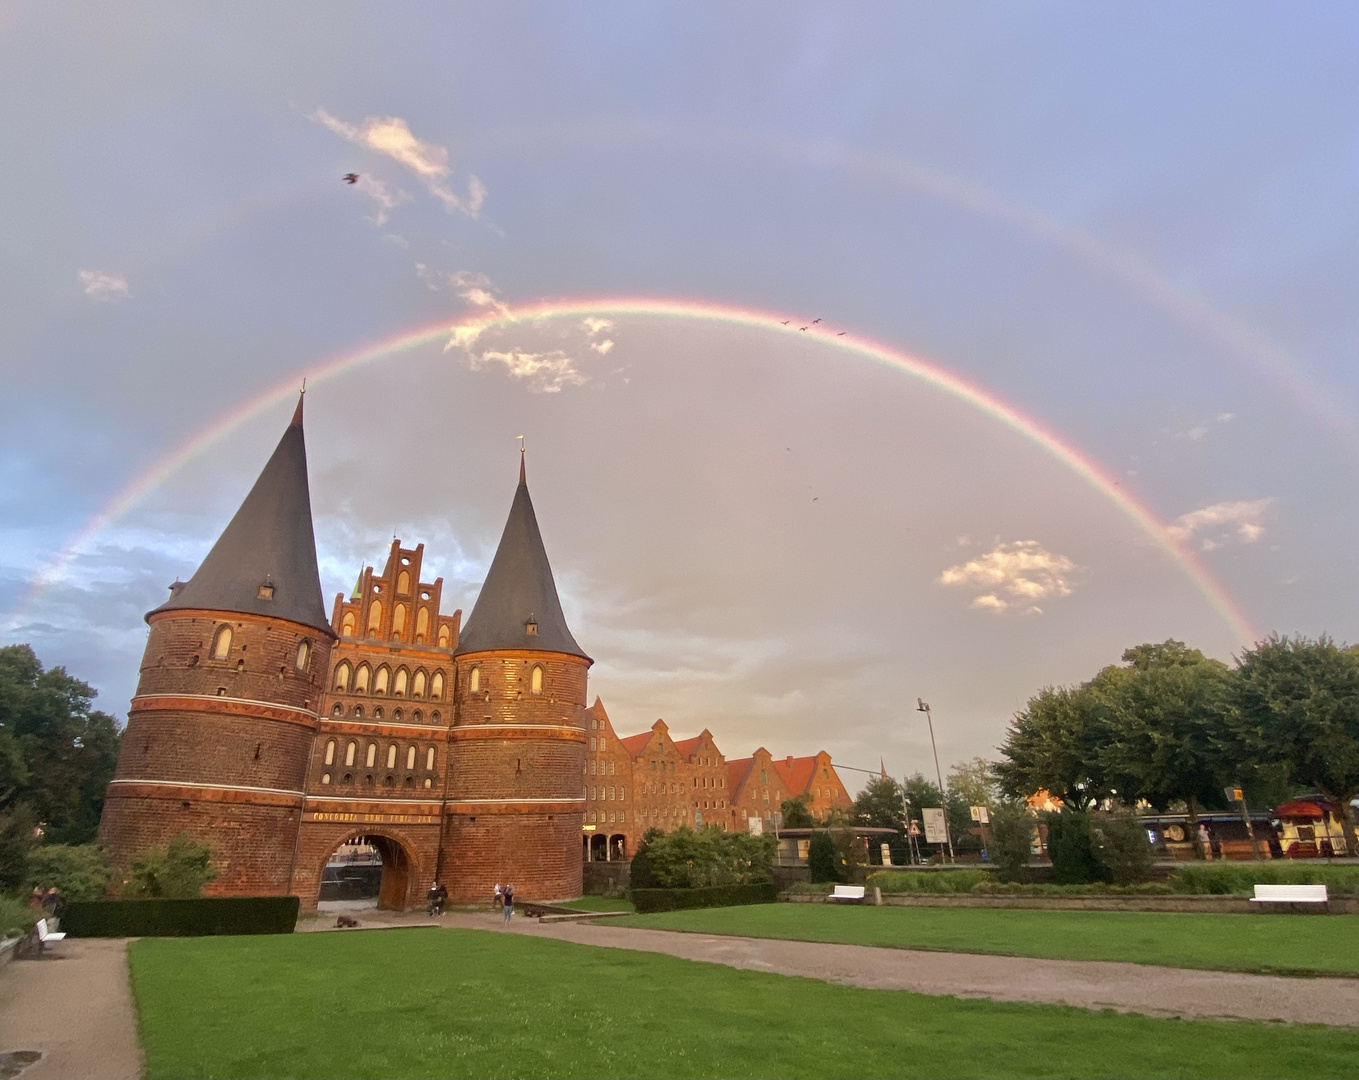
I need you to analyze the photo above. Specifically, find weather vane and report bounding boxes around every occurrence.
[517,434,525,455]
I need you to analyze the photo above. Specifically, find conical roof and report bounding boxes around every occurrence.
[147,397,333,637]
[455,458,589,660]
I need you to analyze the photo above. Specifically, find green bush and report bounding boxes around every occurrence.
[1045,811,1110,885]
[1090,811,1154,885]
[971,880,1173,896]
[1169,863,1359,896]
[988,802,1035,881]
[865,869,990,894]
[808,831,838,883]
[62,896,299,937]
[631,882,778,913]
[26,844,113,901]
[643,826,775,888]
[124,834,216,899]
[0,896,37,938]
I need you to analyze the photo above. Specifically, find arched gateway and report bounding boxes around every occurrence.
[98,402,590,911]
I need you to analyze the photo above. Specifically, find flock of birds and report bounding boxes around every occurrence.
[780,316,846,336]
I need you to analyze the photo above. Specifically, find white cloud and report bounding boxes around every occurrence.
[939,540,1078,614]
[590,339,615,355]
[1167,499,1272,551]
[468,349,587,393]
[353,173,407,226]
[313,108,485,218]
[78,269,129,301]
[1174,411,1235,442]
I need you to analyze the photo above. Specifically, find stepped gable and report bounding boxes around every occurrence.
[455,456,589,660]
[148,395,333,637]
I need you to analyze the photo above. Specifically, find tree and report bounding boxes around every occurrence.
[636,826,775,889]
[808,830,838,883]
[987,801,1034,881]
[1227,635,1359,855]
[26,844,113,901]
[947,758,1000,810]
[0,645,122,844]
[123,834,217,899]
[1044,810,1108,885]
[995,684,1110,809]
[852,776,905,832]
[1097,641,1232,846]
[0,804,36,892]
[1090,810,1154,885]
[780,796,814,828]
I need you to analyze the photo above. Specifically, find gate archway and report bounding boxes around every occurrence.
[318,832,417,911]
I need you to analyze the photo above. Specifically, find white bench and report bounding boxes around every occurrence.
[34,918,65,952]
[829,885,865,902]
[1250,884,1328,906]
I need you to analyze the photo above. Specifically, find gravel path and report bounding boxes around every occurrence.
[0,938,142,1080]
[422,910,1359,1027]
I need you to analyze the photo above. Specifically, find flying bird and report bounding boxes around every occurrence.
[836,331,846,336]
[812,318,822,324]
[780,320,790,325]
[343,173,360,184]
[799,326,809,331]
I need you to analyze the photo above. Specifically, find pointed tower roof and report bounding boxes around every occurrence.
[455,459,589,661]
[147,395,333,637]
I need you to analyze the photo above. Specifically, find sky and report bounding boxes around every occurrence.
[2,3,1358,792]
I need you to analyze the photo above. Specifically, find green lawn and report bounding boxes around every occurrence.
[128,928,1359,1079]
[557,895,635,912]
[620,903,1359,976]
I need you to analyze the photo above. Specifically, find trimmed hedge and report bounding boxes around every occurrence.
[62,896,299,937]
[631,882,777,913]
[1169,863,1359,896]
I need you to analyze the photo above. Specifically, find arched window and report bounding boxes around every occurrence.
[467,667,480,694]
[365,743,377,768]
[392,604,407,638]
[431,711,440,723]
[367,600,382,637]
[386,744,397,769]
[333,662,351,692]
[437,625,451,647]
[424,777,433,789]
[415,607,429,643]
[406,745,416,770]
[374,666,390,695]
[412,670,427,698]
[341,611,356,637]
[412,709,423,722]
[426,746,436,771]
[295,640,311,671]
[530,665,544,695]
[324,740,336,765]
[211,625,233,660]
[397,570,410,594]
[331,703,343,716]
[431,671,445,699]
[394,668,408,696]
[345,741,357,767]
[352,705,363,719]
[354,664,370,693]
[392,708,403,722]
[321,772,331,785]
[373,707,383,720]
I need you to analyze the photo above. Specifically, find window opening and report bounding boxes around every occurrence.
[211,625,233,660]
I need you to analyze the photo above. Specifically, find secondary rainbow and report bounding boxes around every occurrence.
[16,296,1258,643]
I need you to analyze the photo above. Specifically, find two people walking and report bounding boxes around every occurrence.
[494,882,515,923]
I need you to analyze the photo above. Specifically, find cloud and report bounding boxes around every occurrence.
[1166,499,1272,551]
[78,269,129,301]
[313,108,485,218]
[939,540,1078,614]
[582,317,615,354]
[353,173,407,226]
[467,349,587,393]
[1174,411,1235,442]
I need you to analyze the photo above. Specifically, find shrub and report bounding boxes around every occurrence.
[26,844,113,901]
[61,896,299,937]
[808,831,838,883]
[0,896,37,938]
[781,797,814,828]
[1090,810,1154,885]
[631,882,777,913]
[123,834,216,899]
[865,869,990,894]
[1169,863,1359,896]
[1045,810,1110,885]
[987,802,1035,881]
[642,826,775,888]
[0,804,36,893]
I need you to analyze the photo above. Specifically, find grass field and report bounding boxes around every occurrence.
[128,928,1359,1080]
[557,895,635,912]
[620,903,1359,976]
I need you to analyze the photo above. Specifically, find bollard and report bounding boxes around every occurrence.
[873,886,882,906]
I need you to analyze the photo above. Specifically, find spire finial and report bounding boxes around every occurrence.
[517,435,526,484]
[290,382,305,426]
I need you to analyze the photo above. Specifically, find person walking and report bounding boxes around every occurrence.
[493,883,502,913]
[502,883,514,924]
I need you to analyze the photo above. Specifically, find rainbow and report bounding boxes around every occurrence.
[14,296,1258,643]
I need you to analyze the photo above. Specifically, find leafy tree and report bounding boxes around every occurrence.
[628,827,667,888]
[807,830,838,883]
[0,804,36,892]
[1044,810,1109,885]
[638,826,775,888]
[1097,641,1232,845]
[780,796,814,828]
[1090,810,1154,885]
[987,801,1035,881]
[899,773,975,858]
[996,684,1109,809]
[123,834,217,899]
[852,776,905,831]
[0,645,122,844]
[1227,635,1359,855]
[26,844,114,901]
[947,758,1000,810]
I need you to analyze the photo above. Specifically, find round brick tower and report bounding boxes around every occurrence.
[98,396,336,895]
[443,454,589,902]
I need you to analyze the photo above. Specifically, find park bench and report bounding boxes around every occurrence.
[33,918,65,954]
[1250,884,1328,908]
[829,885,865,902]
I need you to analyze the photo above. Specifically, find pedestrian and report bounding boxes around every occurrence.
[1197,822,1213,860]
[435,881,448,914]
[502,883,514,923]
[42,888,60,917]
[29,887,44,912]
[493,882,502,912]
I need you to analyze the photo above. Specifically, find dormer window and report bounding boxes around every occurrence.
[257,584,275,600]
[525,620,538,636]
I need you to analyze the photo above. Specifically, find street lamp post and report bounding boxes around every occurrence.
[917,698,955,862]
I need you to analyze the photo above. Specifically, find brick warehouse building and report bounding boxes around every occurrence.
[98,398,851,908]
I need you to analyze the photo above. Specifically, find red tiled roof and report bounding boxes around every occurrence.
[771,755,819,796]
[672,736,703,757]
[727,757,754,794]
[619,731,652,756]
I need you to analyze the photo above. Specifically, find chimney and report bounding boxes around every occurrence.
[786,755,794,768]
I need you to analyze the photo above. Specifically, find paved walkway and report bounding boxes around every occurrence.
[0,939,142,1080]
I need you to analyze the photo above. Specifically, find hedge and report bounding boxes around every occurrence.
[1168,863,1359,896]
[62,896,299,937]
[631,882,778,913]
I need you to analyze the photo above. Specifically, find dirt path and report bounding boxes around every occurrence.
[412,910,1359,1027]
[0,939,142,1080]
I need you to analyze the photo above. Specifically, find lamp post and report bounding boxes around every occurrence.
[917,698,955,862]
